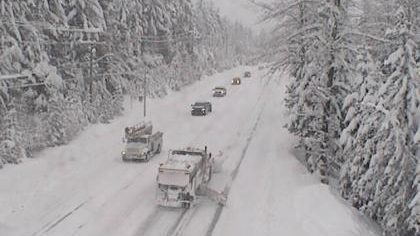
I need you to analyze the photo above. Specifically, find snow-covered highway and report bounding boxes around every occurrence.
[0,66,380,236]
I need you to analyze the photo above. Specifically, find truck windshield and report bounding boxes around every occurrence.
[194,103,207,106]
[127,137,148,143]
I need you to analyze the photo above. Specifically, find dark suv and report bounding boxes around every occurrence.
[191,102,212,116]
[212,87,227,97]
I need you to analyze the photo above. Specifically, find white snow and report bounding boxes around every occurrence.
[163,154,202,170]
[0,66,380,236]
[209,69,380,236]
[157,171,189,187]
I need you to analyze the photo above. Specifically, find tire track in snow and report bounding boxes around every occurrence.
[172,69,273,236]
[205,101,267,236]
[32,198,91,236]
[167,207,190,236]
[168,201,204,236]
[69,163,161,236]
[132,77,248,236]
[204,74,273,236]
[134,207,165,236]
[132,102,225,236]
[133,68,271,236]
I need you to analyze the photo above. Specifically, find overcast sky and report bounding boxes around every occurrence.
[212,0,259,26]
[194,0,263,31]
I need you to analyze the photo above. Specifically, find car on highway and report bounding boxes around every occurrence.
[212,87,227,97]
[244,71,251,78]
[191,102,212,116]
[231,77,241,85]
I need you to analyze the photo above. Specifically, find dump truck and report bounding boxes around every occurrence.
[156,146,226,208]
[121,121,163,162]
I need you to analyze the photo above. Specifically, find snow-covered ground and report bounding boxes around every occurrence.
[0,66,380,236]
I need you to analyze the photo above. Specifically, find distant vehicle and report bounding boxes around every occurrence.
[231,77,241,85]
[121,121,163,161]
[191,102,212,116]
[212,87,227,97]
[156,146,223,208]
[244,71,251,78]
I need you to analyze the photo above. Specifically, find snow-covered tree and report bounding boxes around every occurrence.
[262,0,356,180]
[0,106,26,166]
[368,2,419,234]
[45,92,67,146]
[0,0,255,169]
[339,46,384,204]
[338,0,419,234]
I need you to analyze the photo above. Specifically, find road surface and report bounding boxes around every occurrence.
[0,66,380,236]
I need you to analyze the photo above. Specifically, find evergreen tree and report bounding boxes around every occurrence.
[0,106,26,166]
[45,92,67,146]
[338,1,419,234]
[0,0,255,169]
[263,0,356,180]
[339,46,384,205]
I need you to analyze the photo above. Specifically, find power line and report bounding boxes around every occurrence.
[0,74,29,81]
[0,19,199,41]
[0,20,203,90]
[7,82,46,89]
[1,33,198,46]
[1,40,108,46]
[0,19,103,33]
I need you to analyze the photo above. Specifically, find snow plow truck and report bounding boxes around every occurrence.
[121,121,163,161]
[156,146,226,208]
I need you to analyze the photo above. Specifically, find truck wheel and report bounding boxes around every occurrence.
[182,202,190,209]
[145,152,151,162]
[156,145,161,154]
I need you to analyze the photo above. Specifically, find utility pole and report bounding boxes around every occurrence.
[89,43,94,102]
[225,34,228,56]
[143,69,147,117]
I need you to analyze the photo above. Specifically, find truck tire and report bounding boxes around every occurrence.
[145,152,151,162]
[156,145,161,154]
[183,202,191,209]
